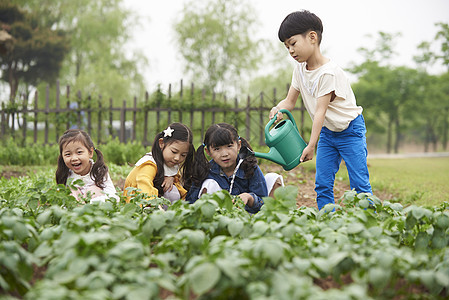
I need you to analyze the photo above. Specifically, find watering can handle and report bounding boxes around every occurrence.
[266,109,299,133]
[279,109,298,129]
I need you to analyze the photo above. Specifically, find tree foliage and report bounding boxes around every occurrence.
[173,0,261,94]
[0,2,69,102]
[11,0,147,104]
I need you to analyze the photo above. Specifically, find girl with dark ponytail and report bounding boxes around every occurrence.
[56,129,119,203]
[186,123,283,214]
[124,122,195,203]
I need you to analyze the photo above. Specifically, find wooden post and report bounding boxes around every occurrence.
[156,87,161,133]
[201,88,205,138]
[109,98,113,137]
[98,96,102,144]
[44,85,49,144]
[179,79,183,123]
[143,91,149,146]
[167,84,172,124]
[34,91,38,143]
[223,95,227,121]
[246,95,250,141]
[234,96,238,130]
[76,90,82,129]
[0,103,5,139]
[132,96,137,142]
[22,93,27,145]
[66,85,70,130]
[120,100,126,143]
[55,80,60,142]
[87,94,92,137]
[212,91,216,124]
[190,82,194,130]
[259,92,264,146]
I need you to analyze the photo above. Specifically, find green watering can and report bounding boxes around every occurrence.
[254,109,307,171]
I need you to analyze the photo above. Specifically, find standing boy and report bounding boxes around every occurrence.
[269,10,372,210]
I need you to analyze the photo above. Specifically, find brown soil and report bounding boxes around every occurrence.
[258,163,350,209]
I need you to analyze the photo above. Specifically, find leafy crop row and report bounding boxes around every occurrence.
[0,173,448,299]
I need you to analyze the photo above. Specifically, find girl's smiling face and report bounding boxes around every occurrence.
[206,140,241,176]
[62,141,94,176]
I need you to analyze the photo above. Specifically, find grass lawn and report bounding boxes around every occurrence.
[334,156,449,207]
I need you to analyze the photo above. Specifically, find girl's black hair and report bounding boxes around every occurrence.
[191,123,257,186]
[278,10,323,44]
[151,122,195,196]
[55,129,108,188]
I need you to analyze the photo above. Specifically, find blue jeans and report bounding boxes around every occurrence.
[315,115,372,210]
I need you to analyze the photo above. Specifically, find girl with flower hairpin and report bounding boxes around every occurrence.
[124,123,195,204]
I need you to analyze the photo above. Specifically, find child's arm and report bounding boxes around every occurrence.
[240,166,268,214]
[269,85,300,121]
[300,92,333,162]
[162,176,175,193]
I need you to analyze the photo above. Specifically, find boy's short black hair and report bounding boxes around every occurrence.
[278,10,323,44]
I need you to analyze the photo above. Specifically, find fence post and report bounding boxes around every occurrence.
[246,95,250,141]
[201,88,205,138]
[87,94,92,137]
[167,84,172,124]
[259,92,264,146]
[0,102,5,139]
[223,95,227,120]
[55,80,60,142]
[190,83,194,130]
[98,96,102,144]
[44,85,49,144]
[66,85,70,130]
[143,91,149,146]
[76,90,82,129]
[34,91,38,143]
[120,100,126,143]
[22,93,27,145]
[212,91,216,124]
[132,96,137,142]
[109,98,113,137]
[156,87,161,133]
[234,96,238,130]
[179,79,183,124]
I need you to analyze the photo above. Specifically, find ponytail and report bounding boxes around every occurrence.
[191,144,211,186]
[91,148,108,189]
[239,137,257,179]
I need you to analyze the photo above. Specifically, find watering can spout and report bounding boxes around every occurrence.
[254,149,285,166]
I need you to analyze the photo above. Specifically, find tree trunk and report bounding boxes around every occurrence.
[394,116,400,154]
[443,107,448,151]
[387,118,392,154]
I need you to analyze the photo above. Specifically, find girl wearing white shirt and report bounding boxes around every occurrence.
[56,129,119,203]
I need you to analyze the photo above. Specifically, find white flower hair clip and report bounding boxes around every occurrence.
[163,126,174,137]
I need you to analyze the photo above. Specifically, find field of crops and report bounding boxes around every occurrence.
[1,171,448,300]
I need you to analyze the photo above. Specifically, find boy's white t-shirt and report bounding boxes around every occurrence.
[291,60,363,132]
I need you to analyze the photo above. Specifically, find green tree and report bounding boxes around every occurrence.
[435,22,449,70]
[352,32,421,153]
[173,0,261,93]
[0,2,68,102]
[13,0,147,104]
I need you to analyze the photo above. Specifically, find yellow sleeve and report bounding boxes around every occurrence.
[135,162,159,198]
[124,161,159,202]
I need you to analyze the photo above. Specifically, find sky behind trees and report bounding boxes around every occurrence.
[124,0,449,89]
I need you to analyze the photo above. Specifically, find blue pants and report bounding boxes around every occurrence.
[315,115,372,210]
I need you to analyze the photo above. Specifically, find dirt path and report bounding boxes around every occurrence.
[258,164,351,209]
